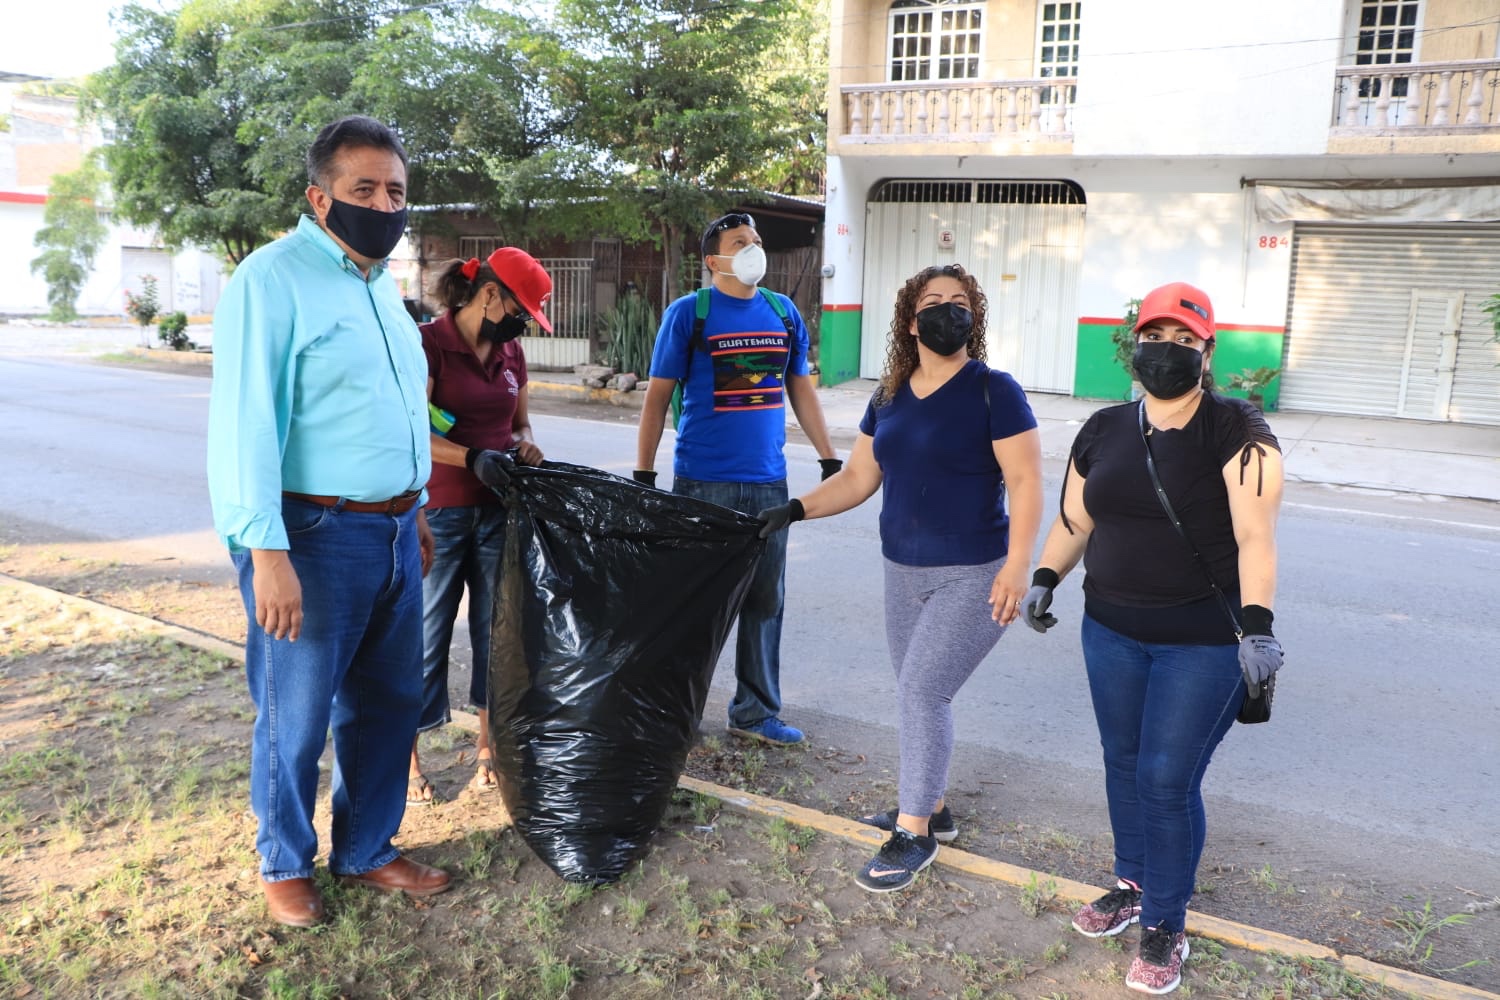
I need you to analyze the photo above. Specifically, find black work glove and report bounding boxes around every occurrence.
[819,458,843,481]
[1237,604,1283,692]
[1020,567,1060,633]
[467,448,515,491]
[757,498,805,539]
[632,470,658,488]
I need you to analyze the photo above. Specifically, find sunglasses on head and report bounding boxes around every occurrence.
[937,263,967,277]
[708,213,755,237]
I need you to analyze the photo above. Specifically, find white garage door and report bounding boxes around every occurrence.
[861,179,1084,394]
[1282,224,1500,424]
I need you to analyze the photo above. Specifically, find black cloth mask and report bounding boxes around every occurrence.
[323,197,407,261]
[1133,341,1205,399]
[479,311,527,344]
[915,303,973,356]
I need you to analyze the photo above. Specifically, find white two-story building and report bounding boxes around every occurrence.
[821,0,1500,424]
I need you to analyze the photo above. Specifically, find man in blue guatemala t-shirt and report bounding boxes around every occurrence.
[634,212,841,746]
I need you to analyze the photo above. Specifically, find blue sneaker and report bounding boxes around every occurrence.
[855,826,939,893]
[727,717,804,746]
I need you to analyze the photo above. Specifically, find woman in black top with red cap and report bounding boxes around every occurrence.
[1020,281,1285,995]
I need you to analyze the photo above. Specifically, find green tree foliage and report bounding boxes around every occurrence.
[551,0,810,297]
[744,0,828,196]
[29,157,109,322]
[82,0,828,276]
[84,0,386,264]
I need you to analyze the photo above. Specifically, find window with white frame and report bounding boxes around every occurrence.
[888,0,983,83]
[1035,1,1080,105]
[1353,0,1419,100]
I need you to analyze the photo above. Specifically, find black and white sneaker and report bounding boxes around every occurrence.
[858,804,959,843]
[855,826,939,893]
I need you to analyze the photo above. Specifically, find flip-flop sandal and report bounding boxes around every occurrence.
[407,773,434,805]
[470,756,499,793]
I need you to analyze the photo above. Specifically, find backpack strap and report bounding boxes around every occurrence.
[690,286,711,354]
[757,286,796,338]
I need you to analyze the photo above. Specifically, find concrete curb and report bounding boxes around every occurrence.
[4,570,1494,1000]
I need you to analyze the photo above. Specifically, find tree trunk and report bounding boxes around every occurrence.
[662,222,684,302]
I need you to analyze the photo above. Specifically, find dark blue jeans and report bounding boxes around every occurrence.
[232,498,424,881]
[672,476,789,729]
[1080,614,1243,932]
[419,503,507,730]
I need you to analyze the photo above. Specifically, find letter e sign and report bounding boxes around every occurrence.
[937,229,956,250]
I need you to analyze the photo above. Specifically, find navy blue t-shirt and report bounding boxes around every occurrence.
[859,360,1037,567]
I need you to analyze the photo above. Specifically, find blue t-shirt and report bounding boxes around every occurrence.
[859,360,1037,567]
[649,286,811,483]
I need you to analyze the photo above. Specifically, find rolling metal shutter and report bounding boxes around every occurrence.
[861,179,1085,393]
[1282,224,1500,424]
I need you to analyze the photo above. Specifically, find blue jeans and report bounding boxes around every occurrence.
[419,503,507,730]
[232,498,424,881]
[1080,614,1243,932]
[672,476,789,729]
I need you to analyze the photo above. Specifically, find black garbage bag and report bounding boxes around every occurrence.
[485,460,764,883]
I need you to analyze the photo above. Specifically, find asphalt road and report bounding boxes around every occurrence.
[3,349,1498,937]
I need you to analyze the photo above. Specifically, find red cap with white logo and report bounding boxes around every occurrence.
[485,247,554,333]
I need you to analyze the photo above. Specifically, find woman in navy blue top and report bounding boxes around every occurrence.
[758,263,1044,892]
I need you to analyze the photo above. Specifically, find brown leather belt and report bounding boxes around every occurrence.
[283,489,421,515]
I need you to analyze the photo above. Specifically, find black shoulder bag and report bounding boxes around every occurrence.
[1137,402,1273,724]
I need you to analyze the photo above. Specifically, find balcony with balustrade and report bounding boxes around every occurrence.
[834,77,1076,156]
[1329,58,1500,153]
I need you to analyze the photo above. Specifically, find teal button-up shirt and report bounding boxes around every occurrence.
[207,215,431,552]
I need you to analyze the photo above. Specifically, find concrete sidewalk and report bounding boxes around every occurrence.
[531,376,1500,505]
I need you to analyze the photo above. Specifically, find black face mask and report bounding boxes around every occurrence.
[915,303,973,357]
[323,197,407,260]
[479,311,527,344]
[1133,341,1205,399]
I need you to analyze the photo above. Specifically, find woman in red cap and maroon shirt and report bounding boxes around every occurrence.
[1019,282,1285,994]
[408,248,554,802]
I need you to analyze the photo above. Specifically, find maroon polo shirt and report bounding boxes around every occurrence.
[420,310,529,508]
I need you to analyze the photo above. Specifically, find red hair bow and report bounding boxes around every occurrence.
[460,258,481,281]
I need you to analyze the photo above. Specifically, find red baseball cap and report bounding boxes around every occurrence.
[485,247,554,333]
[1134,282,1215,341]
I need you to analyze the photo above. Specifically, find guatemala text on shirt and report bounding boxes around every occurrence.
[707,327,789,412]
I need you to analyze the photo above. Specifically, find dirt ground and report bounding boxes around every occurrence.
[1,536,1494,998]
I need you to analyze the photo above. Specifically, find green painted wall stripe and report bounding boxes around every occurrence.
[1072,322,1285,410]
[819,308,863,387]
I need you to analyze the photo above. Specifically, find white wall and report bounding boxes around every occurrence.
[821,155,866,307]
[0,204,226,318]
[0,201,52,314]
[1073,0,1347,157]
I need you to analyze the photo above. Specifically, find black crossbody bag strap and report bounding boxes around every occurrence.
[1137,402,1243,642]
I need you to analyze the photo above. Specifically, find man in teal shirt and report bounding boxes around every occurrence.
[207,116,449,928]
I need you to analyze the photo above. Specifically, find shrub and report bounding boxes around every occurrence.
[599,287,659,378]
[124,275,160,346]
[157,311,193,351]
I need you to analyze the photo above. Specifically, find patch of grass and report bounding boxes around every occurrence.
[1387,899,1476,970]
[0,745,87,788]
[1250,862,1297,897]
[1019,872,1058,917]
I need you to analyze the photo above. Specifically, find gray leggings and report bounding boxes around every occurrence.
[884,557,1008,819]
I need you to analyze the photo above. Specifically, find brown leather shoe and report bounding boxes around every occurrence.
[261,876,325,928]
[338,855,452,897]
